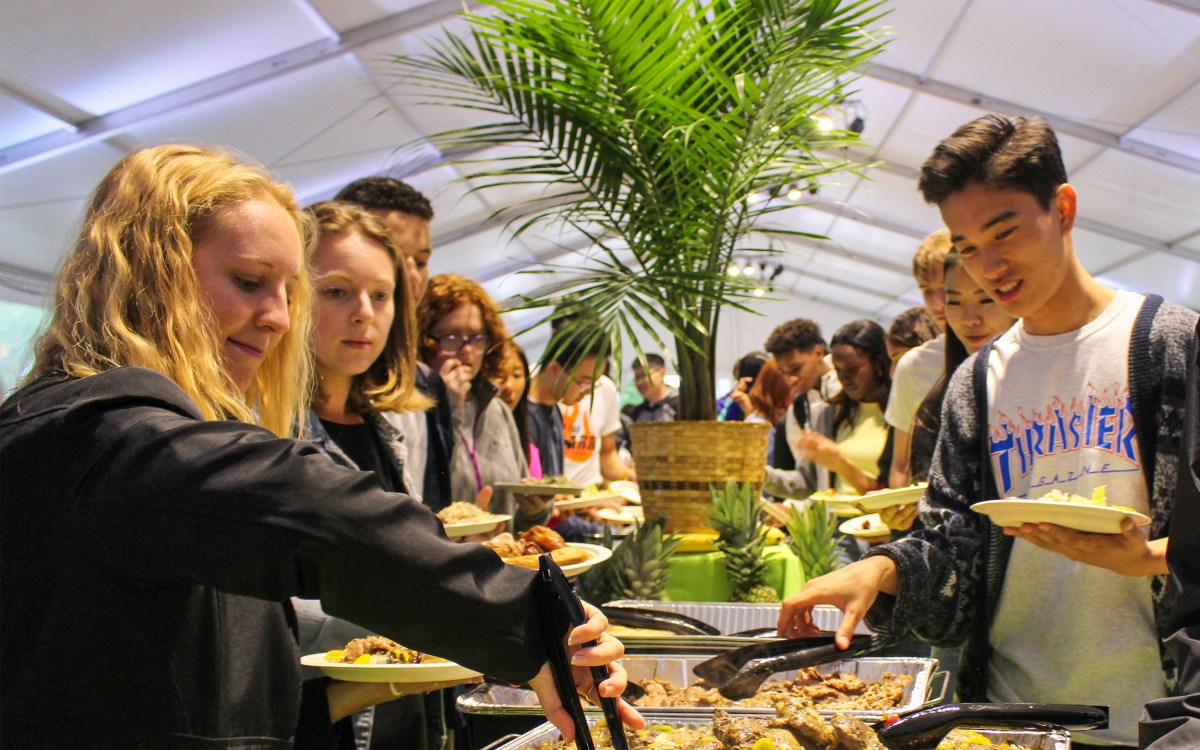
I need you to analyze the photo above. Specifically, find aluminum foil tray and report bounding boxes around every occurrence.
[605,599,873,637]
[483,716,1070,750]
[459,656,940,721]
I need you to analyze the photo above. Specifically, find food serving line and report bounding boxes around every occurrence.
[307,479,1134,749]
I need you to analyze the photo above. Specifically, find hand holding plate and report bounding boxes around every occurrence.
[1003,516,1168,576]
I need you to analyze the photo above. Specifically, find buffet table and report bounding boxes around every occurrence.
[662,543,804,602]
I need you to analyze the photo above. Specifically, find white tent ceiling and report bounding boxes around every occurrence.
[2,0,1198,378]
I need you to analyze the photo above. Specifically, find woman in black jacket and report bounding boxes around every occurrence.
[0,145,639,748]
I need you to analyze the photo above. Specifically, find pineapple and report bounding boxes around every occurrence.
[785,500,839,582]
[707,480,779,603]
[581,517,681,603]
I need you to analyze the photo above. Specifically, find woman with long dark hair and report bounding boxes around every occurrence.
[764,319,893,498]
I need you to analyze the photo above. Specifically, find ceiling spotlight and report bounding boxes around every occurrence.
[726,262,741,277]
[752,286,766,298]
[786,185,803,201]
[769,124,780,134]
[742,262,757,277]
[849,115,865,134]
[813,114,834,132]
[745,191,764,205]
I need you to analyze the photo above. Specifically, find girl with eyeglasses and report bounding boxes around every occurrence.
[417,274,551,532]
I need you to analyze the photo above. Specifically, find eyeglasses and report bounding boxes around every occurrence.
[432,333,491,355]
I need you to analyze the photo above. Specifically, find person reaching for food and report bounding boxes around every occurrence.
[0,145,643,747]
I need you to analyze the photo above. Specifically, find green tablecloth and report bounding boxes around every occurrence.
[663,544,805,602]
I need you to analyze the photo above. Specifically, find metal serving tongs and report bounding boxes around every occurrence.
[694,633,889,700]
[536,554,629,750]
[874,703,1109,750]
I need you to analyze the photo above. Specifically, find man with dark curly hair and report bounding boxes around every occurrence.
[337,176,435,299]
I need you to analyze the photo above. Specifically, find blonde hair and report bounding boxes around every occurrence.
[307,201,432,414]
[25,144,314,438]
[912,227,953,284]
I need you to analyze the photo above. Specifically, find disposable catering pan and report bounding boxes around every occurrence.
[603,600,872,652]
[459,656,946,722]
[478,716,1072,750]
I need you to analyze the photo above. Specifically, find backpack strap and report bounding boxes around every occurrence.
[972,341,996,498]
[1129,294,1164,492]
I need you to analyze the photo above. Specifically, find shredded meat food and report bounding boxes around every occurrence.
[632,669,912,712]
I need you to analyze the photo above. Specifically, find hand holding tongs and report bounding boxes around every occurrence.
[693,633,888,700]
[536,554,630,750]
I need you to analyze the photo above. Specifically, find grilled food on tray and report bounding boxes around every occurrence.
[483,526,592,569]
[523,703,875,750]
[633,668,912,711]
[936,729,1035,750]
[521,704,1037,750]
[323,636,444,665]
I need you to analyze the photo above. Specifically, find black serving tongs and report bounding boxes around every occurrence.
[695,633,888,700]
[536,554,629,750]
[874,703,1108,750]
[598,605,720,636]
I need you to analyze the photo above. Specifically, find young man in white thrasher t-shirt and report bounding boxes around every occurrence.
[777,114,1197,748]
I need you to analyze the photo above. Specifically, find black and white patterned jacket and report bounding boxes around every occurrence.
[863,294,1198,700]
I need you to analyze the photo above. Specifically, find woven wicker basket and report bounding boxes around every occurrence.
[628,421,771,533]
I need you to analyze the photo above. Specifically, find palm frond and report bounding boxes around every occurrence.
[393,0,888,418]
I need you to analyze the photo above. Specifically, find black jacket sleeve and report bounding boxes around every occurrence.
[1,368,546,684]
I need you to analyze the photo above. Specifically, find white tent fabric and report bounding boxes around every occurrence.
[2,0,1197,376]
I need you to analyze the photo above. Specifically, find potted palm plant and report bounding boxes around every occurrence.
[394,0,885,530]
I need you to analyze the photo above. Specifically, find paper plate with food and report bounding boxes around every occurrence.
[803,489,863,517]
[839,513,892,539]
[483,525,612,577]
[436,502,511,537]
[492,476,584,496]
[301,636,481,683]
[973,486,1150,534]
[554,483,628,510]
[852,482,928,512]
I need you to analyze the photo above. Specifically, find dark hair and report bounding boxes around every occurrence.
[540,324,606,372]
[764,318,825,357]
[733,351,768,382]
[495,340,532,463]
[828,319,891,434]
[918,115,1067,210]
[335,176,434,221]
[887,307,939,350]
[632,353,666,372]
[911,254,972,480]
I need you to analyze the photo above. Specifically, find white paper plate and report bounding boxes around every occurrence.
[973,498,1150,534]
[555,492,626,511]
[500,543,613,578]
[594,506,644,524]
[800,494,863,517]
[838,513,891,539]
[607,480,641,504]
[300,654,481,683]
[852,483,927,512]
[492,481,583,497]
[442,514,511,538]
